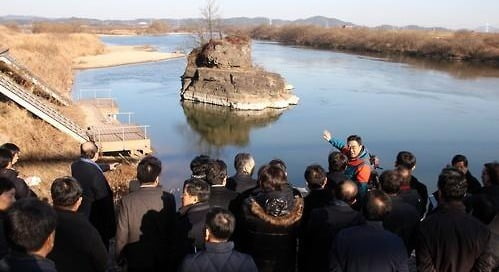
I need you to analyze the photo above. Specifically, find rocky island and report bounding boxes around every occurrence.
[180,36,299,110]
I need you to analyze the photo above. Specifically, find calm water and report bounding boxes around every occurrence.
[73,34,499,195]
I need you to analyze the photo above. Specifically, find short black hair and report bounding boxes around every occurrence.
[137,156,162,184]
[258,165,288,192]
[190,155,211,177]
[0,143,20,155]
[5,198,57,252]
[0,148,13,169]
[184,178,210,202]
[328,151,348,172]
[205,207,235,241]
[346,135,362,145]
[451,154,468,167]
[80,142,98,159]
[0,177,15,195]
[51,176,82,207]
[395,151,416,170]
[363,190,392,221]
[438,167,467,202]
[269,159,287,172]
[379,170,402,195]
[484,162,499,185]
[234,153,255,175]
[206,160,227,186]
[335,180,358,204]
[304,164,327,190]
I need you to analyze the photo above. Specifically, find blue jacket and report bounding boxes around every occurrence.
[180,241,258,272]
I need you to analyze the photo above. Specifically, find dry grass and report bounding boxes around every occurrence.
[246,25,499,64]
[0,25,105,92]
[0,26,137,199]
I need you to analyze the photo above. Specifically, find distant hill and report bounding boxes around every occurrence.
[375,24,450,32]
[0,15,353,28]
[0,15,492,32]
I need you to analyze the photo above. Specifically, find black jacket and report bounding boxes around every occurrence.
[175,201,211,267]
[330,221,409,272]
[399,188,422,215]
[409,175,429,217]
[209,186,239,211]
[239,190,303,272]
[0,252,57,272]
[0,168,35,199]
[302,189,332,227]
[326,171,348,191]
[0,212,7,259]
[227,174,257,193]
[115,187,176,272]
[179,241,258,272]
[302,200,365,272]
[465,171,482,195]
[416,202,492,272]
[383,196,420,254]
[71,159,116,247]
[47,209,108,272]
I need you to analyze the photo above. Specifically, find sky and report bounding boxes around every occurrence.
[1,0,498,29]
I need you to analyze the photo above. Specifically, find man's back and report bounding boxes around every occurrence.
[226,174,257,194]
[209,186,239,211]
[71,159,116,246]
[180,242,257,272]
[48,209,108,272]
[116,187,176,270]
[417,203,491,272]
[304,201,365,272]
[0,252,57,272]
[383,196,420,253]
[330,223,408,272]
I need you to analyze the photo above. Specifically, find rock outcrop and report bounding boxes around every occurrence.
[181,36,298,110]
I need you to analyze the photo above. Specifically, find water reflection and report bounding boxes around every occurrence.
[382,55,499,80]
[181,100,285,152]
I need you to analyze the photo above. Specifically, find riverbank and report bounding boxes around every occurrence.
[246,25,499,65]
[73,45,185,69]
[0,26,138,199]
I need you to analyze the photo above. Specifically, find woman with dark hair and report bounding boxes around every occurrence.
[239,164,303,272]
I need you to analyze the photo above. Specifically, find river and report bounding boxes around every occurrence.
[72,34,499,195]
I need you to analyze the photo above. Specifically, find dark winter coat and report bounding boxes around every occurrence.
[239,190,304,272]
[209,186,239,211]
[179,241,258,272]
[47,209,108,272]
[383,196,420,254]
[71,159,116,248]
[417,202,492,272]
[330,221,409,272]
[0,252,57,272]
[465,171,482,195]
[227,174,257,193]
[175,201,211,262]
[301,200,365,272]
[409,175,429,217]
[0,168,35,199]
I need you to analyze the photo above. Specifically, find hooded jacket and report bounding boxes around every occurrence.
[240,189,304,272]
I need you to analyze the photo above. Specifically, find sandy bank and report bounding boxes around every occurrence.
[73,45,185,69]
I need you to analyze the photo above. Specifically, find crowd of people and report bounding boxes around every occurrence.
[0,129,498,272]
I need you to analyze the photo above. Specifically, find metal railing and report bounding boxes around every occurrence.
[0,53,72,106]
[88,125,150,149]
[109,112,135,124]
[0,74,88,141]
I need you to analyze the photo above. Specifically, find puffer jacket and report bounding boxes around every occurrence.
[239,189,304,272]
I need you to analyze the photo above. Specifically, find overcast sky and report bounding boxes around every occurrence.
[1,0,497,29]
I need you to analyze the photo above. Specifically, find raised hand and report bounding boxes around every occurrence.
[323,130,332,142]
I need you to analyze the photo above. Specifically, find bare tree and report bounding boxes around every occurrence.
[200,0,221,41]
